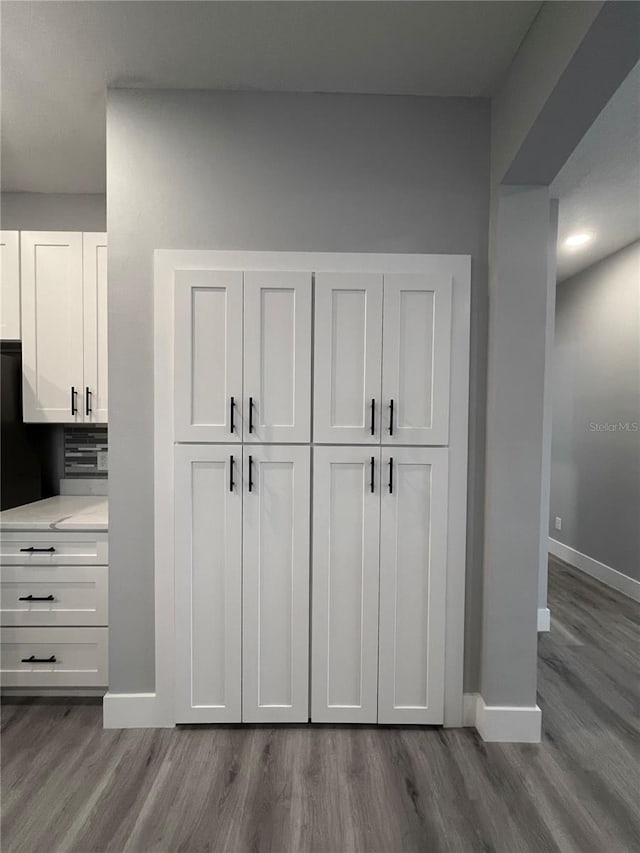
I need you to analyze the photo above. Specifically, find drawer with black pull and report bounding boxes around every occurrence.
[0,627,108,687]
[0,532,108,565]
[0,566,107,627]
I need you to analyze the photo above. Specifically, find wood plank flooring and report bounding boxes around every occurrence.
[2,558,639,853]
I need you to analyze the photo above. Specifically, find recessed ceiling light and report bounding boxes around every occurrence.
[564,233,592,248]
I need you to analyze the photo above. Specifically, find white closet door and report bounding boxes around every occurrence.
[21,232,84,423]
[0,231,20,340]
[314,273,383,444]
[243,445,310,722]
[243,271,312,443]
[82,233,108,423]
[378,448,448,724]
[381,273,452,445]
[174,270,243,443]
[311,446,381,723]
[174,445,242,723]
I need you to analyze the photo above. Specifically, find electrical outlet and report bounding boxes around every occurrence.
[554,516,562,531]
[97,451,108,472]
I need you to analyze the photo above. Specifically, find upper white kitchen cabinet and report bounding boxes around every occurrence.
[0,231,20,340]
[243,271,311,443]
[20,232,108,423]
[314,271,452,445]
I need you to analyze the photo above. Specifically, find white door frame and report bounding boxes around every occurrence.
[148,250,470,728]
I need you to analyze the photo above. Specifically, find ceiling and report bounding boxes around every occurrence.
[0,0,542,193]
[552,61,640,282]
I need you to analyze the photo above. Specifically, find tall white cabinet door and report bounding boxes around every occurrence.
[0,231,20,340]
[174,445,242,723]
[381,274,452,445]
[82,233,108,423]
[20,232,84,423]
[378,448,448,724]
[174,270,243,443]
[243,271,312,443]
[311,446,381,723]
[242,445,310,722]
[314,273,383,444]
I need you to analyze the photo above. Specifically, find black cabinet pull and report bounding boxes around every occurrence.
[389,399,394,436]
[71,386,78,416]
[370,398,375,436]
[249,397,254,434]
[370,456,375,493]
[229,455,235,492]
[85,387,92,415]
[248,455,254,492]
[19,594,54,602]
[230,396,235,433]
[19,547,55,553]
[388,457,394,494]
[21,655,57,664]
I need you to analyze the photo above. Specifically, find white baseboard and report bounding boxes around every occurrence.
[102,692,174,728]
[537,607,551,632]
[463,693,541,742]
[549,538,640,603]
[2,687,106,698]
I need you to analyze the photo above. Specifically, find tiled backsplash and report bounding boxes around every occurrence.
[64,426,108,478]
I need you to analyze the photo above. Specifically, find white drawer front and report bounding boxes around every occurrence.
[0,532,108,565]
[1,566,107,627]
[1,627,107,687]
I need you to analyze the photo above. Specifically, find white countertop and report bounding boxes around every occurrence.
[0,496,108,532]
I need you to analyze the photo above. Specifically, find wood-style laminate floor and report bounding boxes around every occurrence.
[2,558,639,853]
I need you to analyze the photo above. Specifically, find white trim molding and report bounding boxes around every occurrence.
[103,692,175,729]
[549,538,640,603]
[466,694,541,743]
[537,607,551,632]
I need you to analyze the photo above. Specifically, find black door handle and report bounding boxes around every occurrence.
[229,455,235,492]
[389,399,394,436]
[21,655,57,664]
[249,397,254,434]
[85,387,92,416]
[19,547,56,553]
[230,396,235,433]
[248,455,254,492]
[19,594,55,602]
[370,456,375,493]
[388,457,394,494]
[370,399,376,436]
[71,386,78,416]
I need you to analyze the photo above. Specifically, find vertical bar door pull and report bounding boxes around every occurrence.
[388,457,394,494]
[389,399,394,436]
[230,396,235,433]
[248,455,254,492]
[85,387,92,416]
[370,398,376,436]
[70,386,78,416]
[229,455,235,492]
[370,456,375,493]
[249,397,254,434]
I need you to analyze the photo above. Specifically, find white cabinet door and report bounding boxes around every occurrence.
[378,448,448,724]
[174,445,242,723]
[242,445,310,722]
[243,271,312,443]
[21,232,84,423]
[381,274,452,445]
[0,231,20,340]
[314,273,383,444]
[311,446,381,723]
[174,270,243,442]
[82,233,108,423]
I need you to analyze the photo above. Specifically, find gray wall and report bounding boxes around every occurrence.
[107,89,490,693]
[550,240,640,580]
[1,192,106,231]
